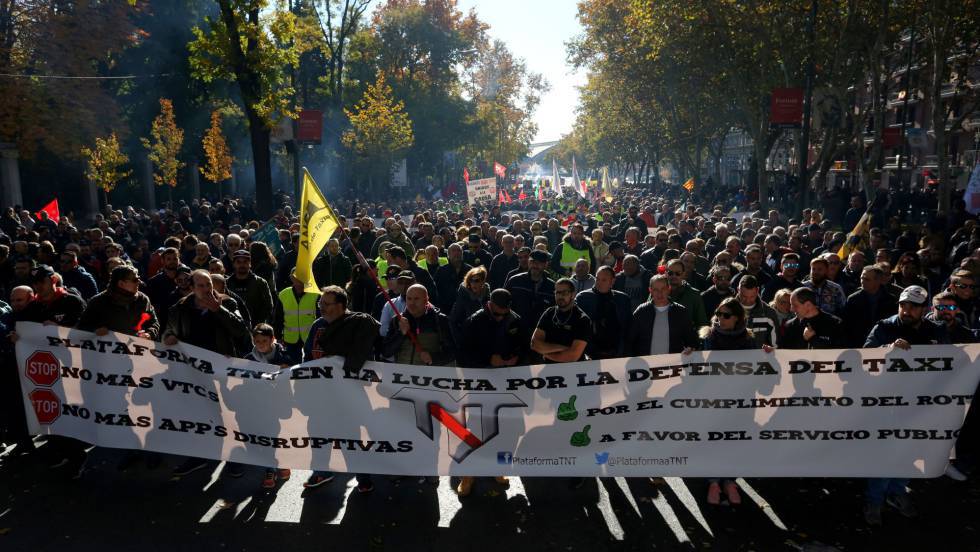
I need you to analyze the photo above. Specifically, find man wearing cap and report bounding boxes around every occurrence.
[463,233,494,269]
[77,265,158,340]
[274,269,320,363]
[20,265,86,327]
[226,249,274,325]
[506,249,556,333]
[861,284,949,525]
[387,245,438,304]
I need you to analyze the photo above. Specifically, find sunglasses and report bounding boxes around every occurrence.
[934,304,958,311]
[668,270,684,276]
[784,263,800,269]
[952,282,978,290]
[716,311,736,319]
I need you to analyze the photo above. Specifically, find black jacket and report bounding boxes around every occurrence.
[163,294,250,357]
[226,272,274,325]
[626,302,699,356]
[77,289,159,339]
[778,311,843,349]
[864,315,949,347]
[505,272,556,331]
[20,291,86,327]
[435,261,473,313]
[459,309,528,367]
[312,253,352,289]
[313,311,380,373]
[488,252,519,290]
[842,289,898,347]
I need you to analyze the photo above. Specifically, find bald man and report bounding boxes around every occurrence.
[381,284,454,366]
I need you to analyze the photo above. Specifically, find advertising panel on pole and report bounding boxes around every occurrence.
[390,159,408,187]
[467,177,497,205]
[770,88,804,128]
[296,110,323,143]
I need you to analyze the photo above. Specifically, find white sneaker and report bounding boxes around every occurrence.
[945,463,968,482]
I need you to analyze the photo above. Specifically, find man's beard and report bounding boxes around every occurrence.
[899,315,919,325]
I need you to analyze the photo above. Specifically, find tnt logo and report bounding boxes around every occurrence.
[497,451,514,465]
[390,389,526,463]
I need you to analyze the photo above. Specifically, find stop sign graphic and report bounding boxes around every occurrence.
[25,350,61,387]
[29,388,61,425]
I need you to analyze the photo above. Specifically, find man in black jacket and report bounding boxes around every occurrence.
[778,287,843,349]
[626,274,699,356]
[58,251,99,300]
[388,245,438,305]
[226,249,274,325]
[77,265,159,340]
[459,289,528,368]
[842,265,897,347]
[488,234,519,290]
[312,238,352,289]
[506,250,556,333]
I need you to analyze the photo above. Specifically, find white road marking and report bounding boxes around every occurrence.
[665,477,713,537]
[436,476,459,527]
[264,469,311,523]
[736,477,788,531]
[326,477,359,525]
[596,478,625,540]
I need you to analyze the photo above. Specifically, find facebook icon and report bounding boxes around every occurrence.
[497,451,513,465]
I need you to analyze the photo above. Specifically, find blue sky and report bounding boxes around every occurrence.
[456,0,586,144]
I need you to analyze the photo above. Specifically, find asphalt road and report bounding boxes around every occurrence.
[1,442,978,551]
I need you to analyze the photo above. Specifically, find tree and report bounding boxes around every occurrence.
[189,0,311,217]
[0,0,140,160]
[142,98,185,191]
[342,72,414,189]
[201,110,233,189]
[81,133,131,199]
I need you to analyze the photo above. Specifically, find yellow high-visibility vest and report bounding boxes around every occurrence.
[278,288,318,345]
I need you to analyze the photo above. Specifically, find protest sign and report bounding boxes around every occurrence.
[16,322,979,477]
[466,177,497,206]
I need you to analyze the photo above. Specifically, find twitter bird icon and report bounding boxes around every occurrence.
[594,452,610,465]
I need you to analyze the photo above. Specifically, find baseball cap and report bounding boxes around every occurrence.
[529,250,551,263]
[396,270,416,280]
[232,249,251,259]
[30,264,55,282]
[898,285,928,305]
[468,234,482,243]
[807,223,821,232]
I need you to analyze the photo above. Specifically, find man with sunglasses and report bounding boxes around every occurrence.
[665,259,707,329]
[778,287,843,350]
[762,253,802,303]
[861,285,949,525]
[947,269,978,326]
[77,265,158,340]
[459,289,527,368]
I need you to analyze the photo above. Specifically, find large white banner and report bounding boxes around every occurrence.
[15,322,980,477]
[466,177,497,205]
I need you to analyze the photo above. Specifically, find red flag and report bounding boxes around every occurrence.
[505,190,514,203]
[494,162,506,179]
[537,183,545,200]
[518,190,526,201]
[35,199,60,224]
[498,190,506,204]
[463,167,470,184]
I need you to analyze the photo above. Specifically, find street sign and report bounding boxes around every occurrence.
[25,350,60,387]
[296,110,323,143]
[29,388,61,425]
[770,88,804,128]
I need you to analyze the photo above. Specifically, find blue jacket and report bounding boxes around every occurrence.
[864,315,949,347]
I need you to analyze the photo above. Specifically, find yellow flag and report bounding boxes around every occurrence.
[295,169,341,293]
[837,211,870,261]
[682,178,695,192]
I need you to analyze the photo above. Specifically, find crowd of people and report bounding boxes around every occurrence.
[0,184,977,527]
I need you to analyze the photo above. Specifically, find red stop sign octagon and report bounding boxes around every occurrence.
[29,388,61,425]
[25,350,61,387]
